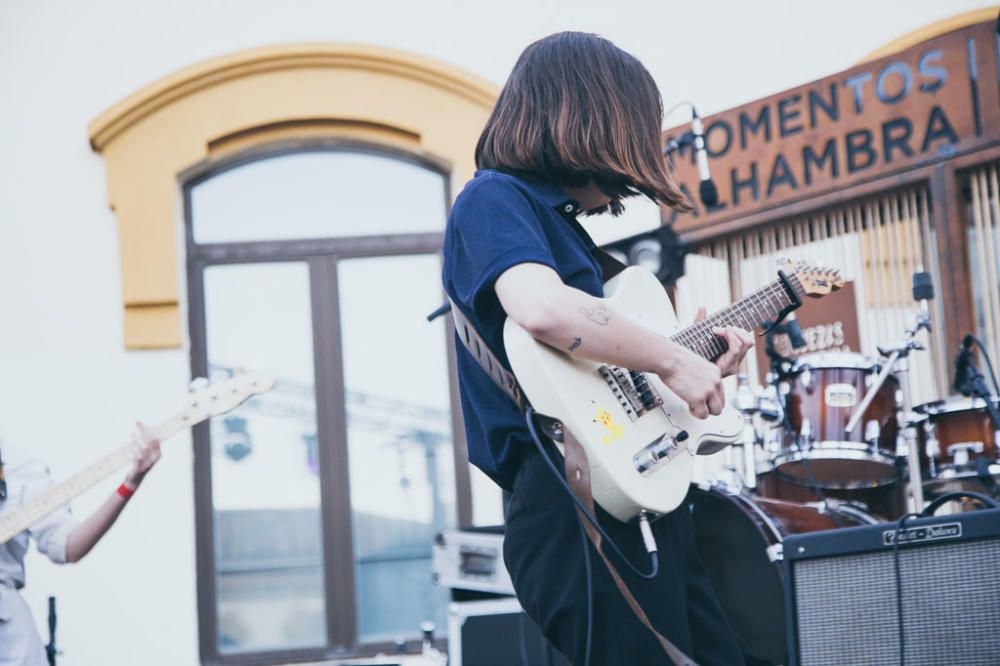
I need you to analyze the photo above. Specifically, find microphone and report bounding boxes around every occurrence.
[911,270,934,334]
[785,313,807,350]
[690,108,719,207]
[912,271,934,302]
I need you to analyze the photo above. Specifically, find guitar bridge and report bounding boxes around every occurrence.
[599,366,663,422]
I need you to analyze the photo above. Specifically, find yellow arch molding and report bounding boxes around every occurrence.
[88,43,498,349]
[859,6,999,63]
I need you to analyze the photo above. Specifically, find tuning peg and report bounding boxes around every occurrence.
[190,377,210,392]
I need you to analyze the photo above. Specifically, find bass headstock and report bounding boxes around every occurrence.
[179,371,276,427]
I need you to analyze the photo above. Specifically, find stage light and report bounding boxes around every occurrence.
[223,415,252,462]
[601,225,688,286]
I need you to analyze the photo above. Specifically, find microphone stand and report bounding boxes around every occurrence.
[955,344,1000,430]
[46,596,57,666]
[845,306,931,512]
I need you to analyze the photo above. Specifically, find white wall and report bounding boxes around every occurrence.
[0,1,994,664]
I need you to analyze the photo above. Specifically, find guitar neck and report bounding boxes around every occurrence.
[0,416,186,545]
[670,274,804,361]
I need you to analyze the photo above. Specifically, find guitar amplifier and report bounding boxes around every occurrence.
[783,508,1000,666]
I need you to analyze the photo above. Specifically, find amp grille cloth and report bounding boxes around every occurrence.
[793,537,1000,666]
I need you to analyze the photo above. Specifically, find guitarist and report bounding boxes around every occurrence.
[0,424,161,665]
[442,33,755,665]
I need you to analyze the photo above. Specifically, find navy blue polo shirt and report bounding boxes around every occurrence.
[442,169,605,490]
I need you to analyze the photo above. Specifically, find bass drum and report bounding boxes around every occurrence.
[688,485,876,666]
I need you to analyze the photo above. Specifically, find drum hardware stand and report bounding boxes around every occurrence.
[731,375,759,491]
[729,376,785,492]
[46,596,58,666]
[923,422,940,479]
[847,272,934,512]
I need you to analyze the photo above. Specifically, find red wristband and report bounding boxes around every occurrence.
[116,483,136,500]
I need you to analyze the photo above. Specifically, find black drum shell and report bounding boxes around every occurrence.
[689,485,873,665]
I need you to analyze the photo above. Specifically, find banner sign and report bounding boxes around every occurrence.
[664,21,1000,232]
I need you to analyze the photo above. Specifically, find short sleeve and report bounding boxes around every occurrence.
[21,460,79,564]
[447,175,558,316]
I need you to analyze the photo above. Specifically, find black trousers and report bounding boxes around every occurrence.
[503,445,746,666]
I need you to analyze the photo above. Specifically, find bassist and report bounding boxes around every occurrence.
[0,424,160,666]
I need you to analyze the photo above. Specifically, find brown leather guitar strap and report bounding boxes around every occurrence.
[448,297,698,666]
[534,414,698,666]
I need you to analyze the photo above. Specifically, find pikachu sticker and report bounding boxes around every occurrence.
[592,402,624,445]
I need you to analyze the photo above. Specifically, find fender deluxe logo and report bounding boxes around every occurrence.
[882,522,962,546]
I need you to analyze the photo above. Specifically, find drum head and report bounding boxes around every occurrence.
[924,464,1000,497]
[774,452,899,488]
[915,396,997,415]
[689,488,786,664]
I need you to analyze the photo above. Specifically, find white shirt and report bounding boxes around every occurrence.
[0,443,79,588]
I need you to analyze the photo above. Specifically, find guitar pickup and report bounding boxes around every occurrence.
[599,366,661,422]
[633,434,681,474]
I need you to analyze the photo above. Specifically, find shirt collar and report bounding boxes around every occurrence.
[477,170,581,216]
[526,181,580,215]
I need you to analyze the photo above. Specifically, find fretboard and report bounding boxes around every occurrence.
[670,275,803,361]
[0,417,184,545]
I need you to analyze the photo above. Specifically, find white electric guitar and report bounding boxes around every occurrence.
[504,261,843,521]
[0,371,275,545]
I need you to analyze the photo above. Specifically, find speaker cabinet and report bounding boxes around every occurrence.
[783,508,1000,666]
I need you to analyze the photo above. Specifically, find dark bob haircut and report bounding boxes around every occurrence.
[475,31,692,216]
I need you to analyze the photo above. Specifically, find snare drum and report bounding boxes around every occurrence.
[777,352,899,488]
[689,485,875,665]
[916,396,1000,496]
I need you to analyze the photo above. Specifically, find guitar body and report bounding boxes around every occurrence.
[504,267,744,522]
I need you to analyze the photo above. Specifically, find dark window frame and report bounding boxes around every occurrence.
[185,142,470,665]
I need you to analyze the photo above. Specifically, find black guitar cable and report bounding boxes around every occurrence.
[524,407,660,580]
[525,406,660,666]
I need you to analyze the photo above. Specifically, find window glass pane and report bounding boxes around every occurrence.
[337,254,456,643]
[203,262,327,653]
[190,151,447,243]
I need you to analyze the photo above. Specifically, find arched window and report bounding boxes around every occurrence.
[186,146,479,660]
[89,43,501,663]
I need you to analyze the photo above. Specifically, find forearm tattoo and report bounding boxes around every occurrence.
[578,304,611,326]
[568,337,582,352]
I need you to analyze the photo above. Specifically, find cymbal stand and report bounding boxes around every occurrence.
[846,306,931,512]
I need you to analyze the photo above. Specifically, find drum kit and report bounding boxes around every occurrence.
[689,272,1000,666]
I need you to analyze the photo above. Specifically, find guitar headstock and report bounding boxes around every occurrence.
[179,371,276,427]
[779,259,844,299]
